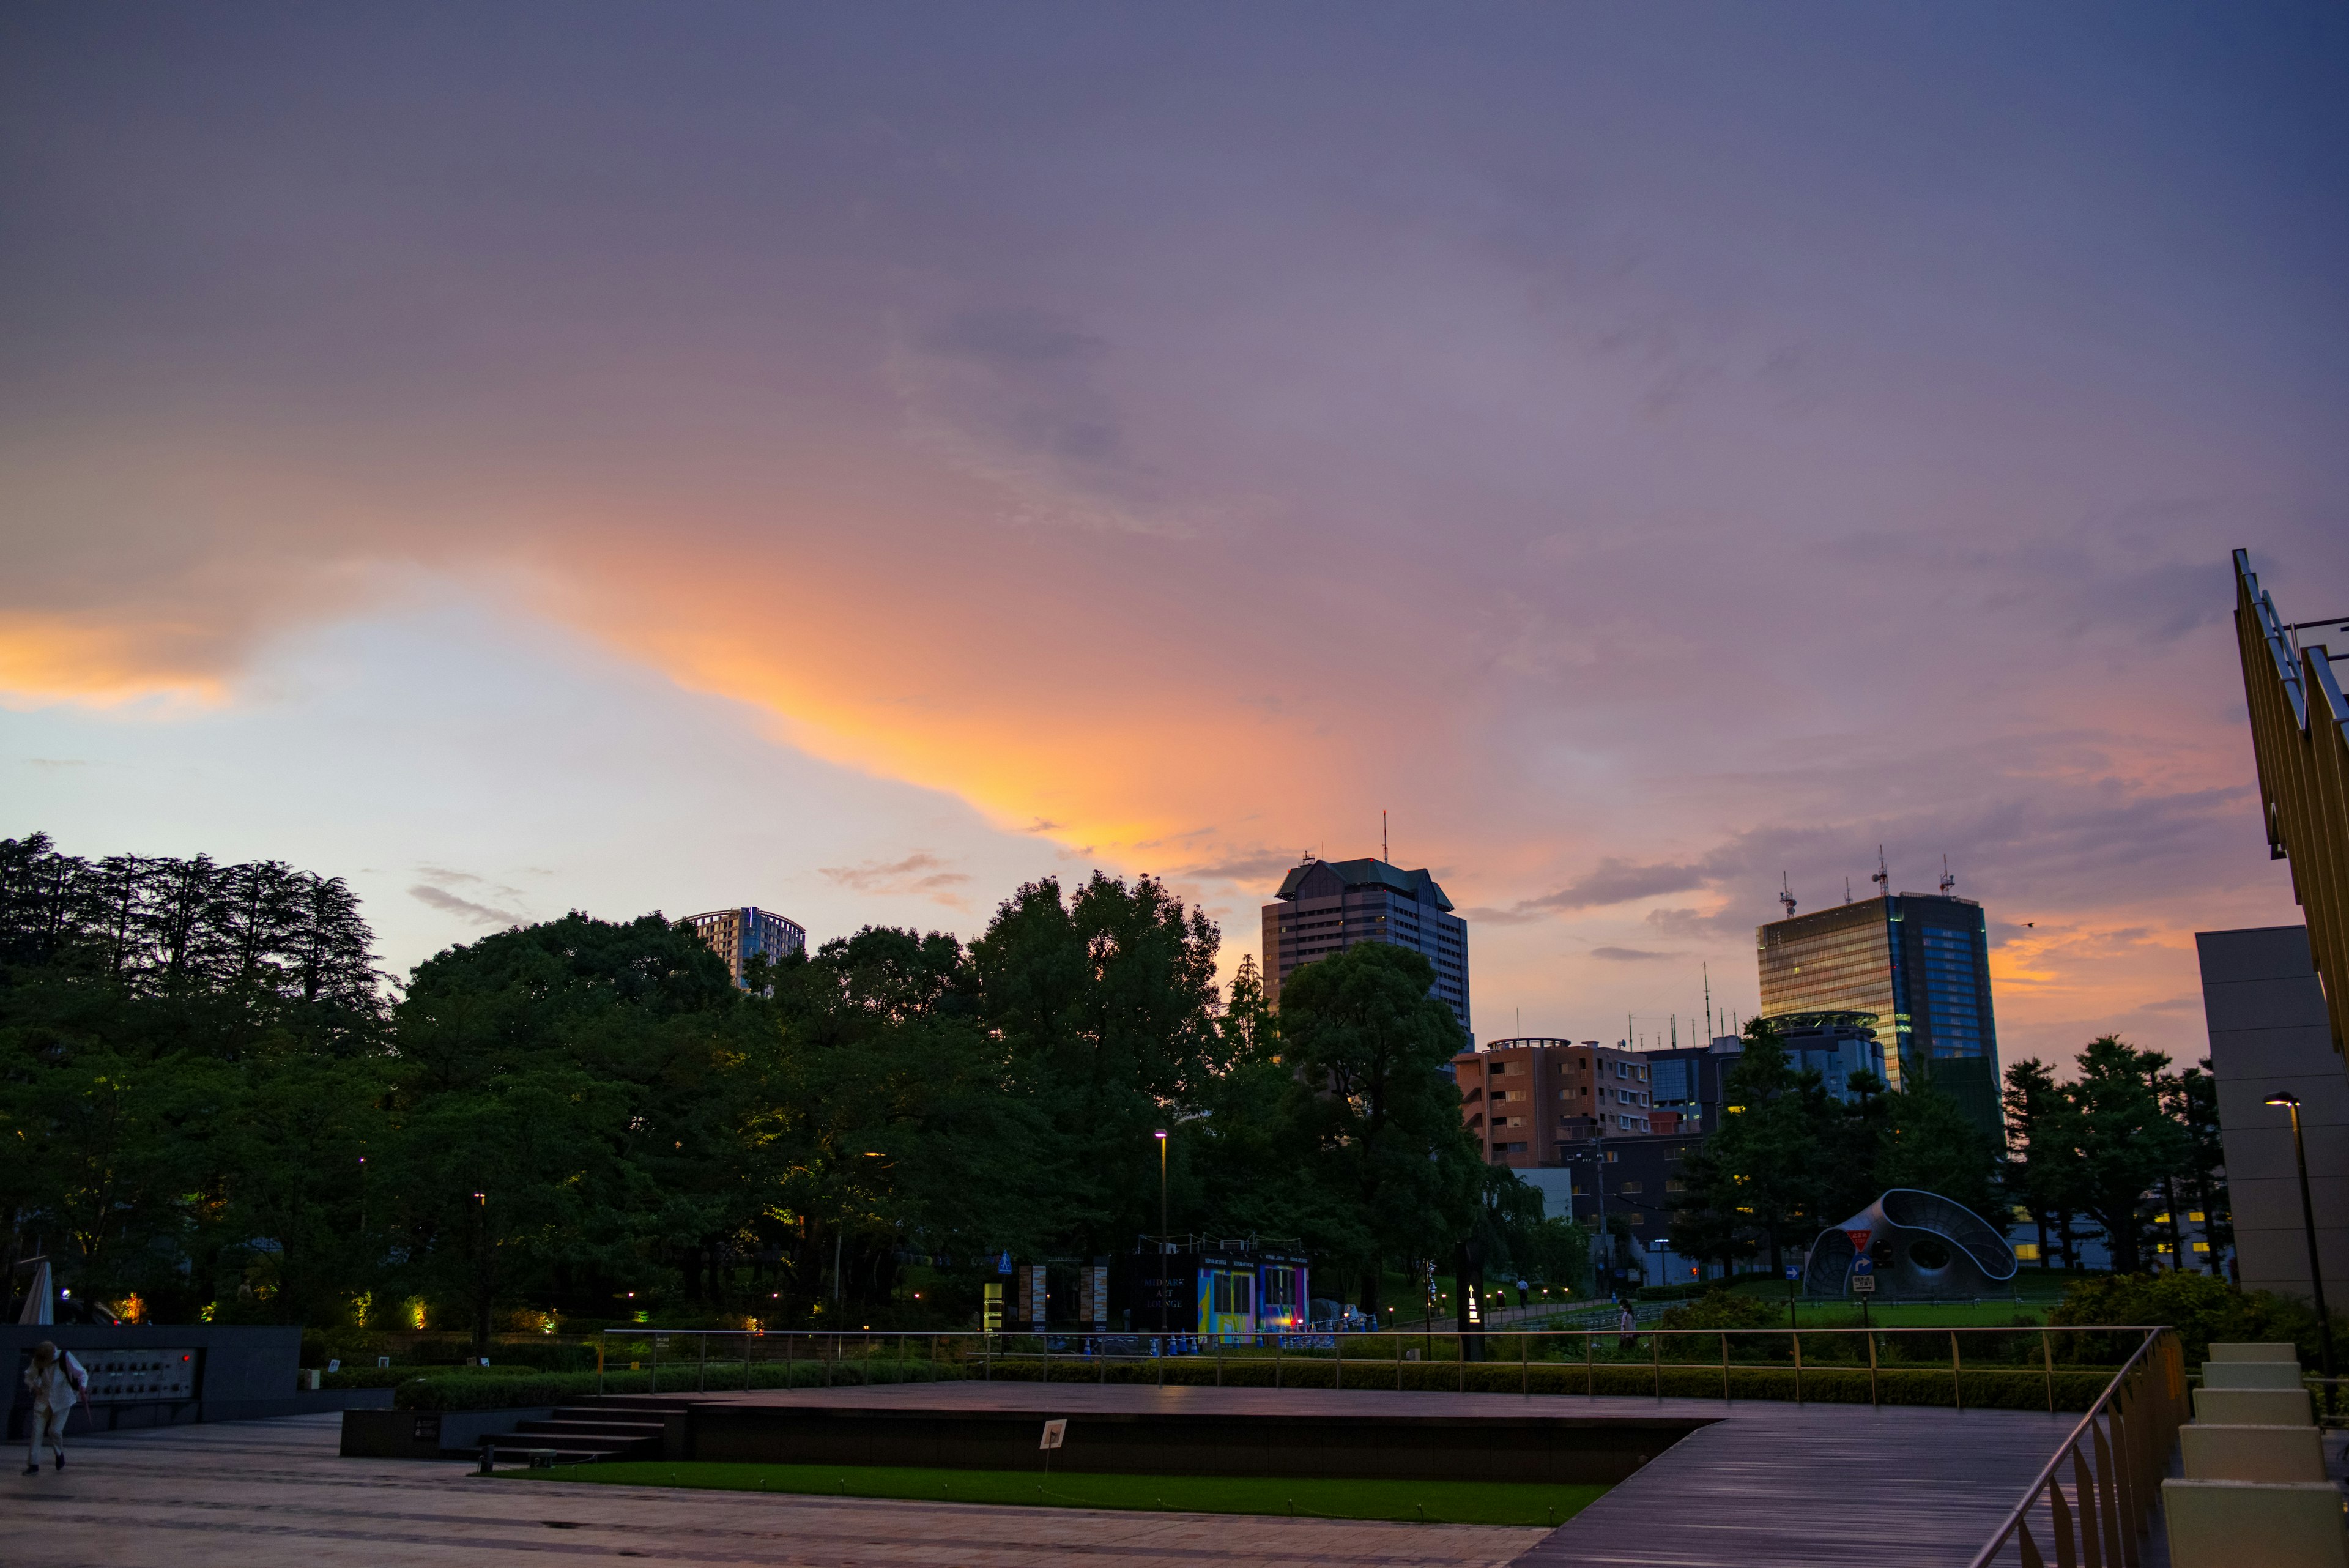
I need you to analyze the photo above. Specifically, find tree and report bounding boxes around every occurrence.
[1872,1083,1998,1221]
[1275,941,1480,1315]
[2002,1059,2085,1268]
[1671,1018,1835,1276]
[970,873,1226,1263]
[2068,1036,2189,1275]
[2160,1060,2228,1275]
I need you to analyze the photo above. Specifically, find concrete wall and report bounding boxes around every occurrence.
[2197,927,2349,1300]
[2,1323,302,1436]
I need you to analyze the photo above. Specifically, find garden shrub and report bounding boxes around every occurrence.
[1658,1288,1785,1332]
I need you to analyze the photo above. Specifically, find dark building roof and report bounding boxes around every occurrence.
[1272,856,1454,910]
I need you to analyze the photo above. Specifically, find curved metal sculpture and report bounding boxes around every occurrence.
[1802,1188,2018,1299]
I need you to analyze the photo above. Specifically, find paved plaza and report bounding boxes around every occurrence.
[0,1388,2088,1567]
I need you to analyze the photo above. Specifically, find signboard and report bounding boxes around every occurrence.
[1039,1419,1067,1451]
[1784,1265,1801,1282]
[1852,1274,1876,1294]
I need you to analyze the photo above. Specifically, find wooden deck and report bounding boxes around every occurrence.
[705,1382,2084,1566]
[0,1384,2112,1567]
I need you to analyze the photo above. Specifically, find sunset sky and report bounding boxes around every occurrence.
[6,5,2345,1071]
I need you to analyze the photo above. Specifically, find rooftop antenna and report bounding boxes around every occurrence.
[1940,855,1956,896]
[1383,809,1389,865]
[1671,1014,1679,1048]
[1844,877,1853,905]
[1704,962,1713,1040]
[1871,845,1890,899]
[1779,873,1797,920]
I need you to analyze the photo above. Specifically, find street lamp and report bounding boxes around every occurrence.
[2265,1091,2337,1419]
[1155,1131,1170,1336]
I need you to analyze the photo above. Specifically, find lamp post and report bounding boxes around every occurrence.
[1155,1130,1170,1336]
[2265,1091,2337,1419]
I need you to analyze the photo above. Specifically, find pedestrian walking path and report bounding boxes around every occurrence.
[0,1411,1542,1568]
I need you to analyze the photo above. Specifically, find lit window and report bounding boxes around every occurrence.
[2193,1242,2211,1253]
[2189,1211,2206,1223]
[2014,1243,2040,1261]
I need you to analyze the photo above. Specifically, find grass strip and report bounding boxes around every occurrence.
[515,1459,1606,1526]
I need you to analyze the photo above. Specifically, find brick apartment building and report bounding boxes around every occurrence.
[1452,1037,1658,1167]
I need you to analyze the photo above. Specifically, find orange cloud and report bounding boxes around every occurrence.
[0,614,229,708]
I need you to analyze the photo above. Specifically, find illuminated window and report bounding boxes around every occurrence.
[2014,1243,2041,1261]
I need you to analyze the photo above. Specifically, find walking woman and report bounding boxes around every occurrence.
[21,1341,86,1475]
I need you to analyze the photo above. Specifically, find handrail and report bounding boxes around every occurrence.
[587,1321,2174,1408]
[1964,1326,2182,1568]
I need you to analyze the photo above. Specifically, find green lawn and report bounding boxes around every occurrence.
[517,1460,1606,1526]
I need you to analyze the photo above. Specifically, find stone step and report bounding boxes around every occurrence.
[516,1418,666,1440]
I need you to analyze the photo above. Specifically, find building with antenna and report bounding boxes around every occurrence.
[1263,854,1470,1031]
[1755,866,2002,1140]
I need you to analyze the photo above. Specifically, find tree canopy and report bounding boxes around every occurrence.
[2,836,1574,1341]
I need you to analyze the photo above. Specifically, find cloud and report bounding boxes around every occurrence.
[819,852,971,902]
[1179,848,1309,885]
[1589,946,1678,962]
[409,884,527,927]
[1527,858,1710,912]
[1461,904,1553,926]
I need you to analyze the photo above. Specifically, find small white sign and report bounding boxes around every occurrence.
[1039,1419,1067,1451]
[1852,1275,1877,1294]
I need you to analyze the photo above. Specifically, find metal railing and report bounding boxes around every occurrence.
[591,1323,2158,1411]
[1966,1328,2186,1568]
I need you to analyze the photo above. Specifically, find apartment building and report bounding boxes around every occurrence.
[1452,1037,1657,1169]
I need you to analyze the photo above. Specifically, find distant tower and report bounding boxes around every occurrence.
[685,907,807,989]
[1755,879,2002,1138]
[1263,853,1469,1030]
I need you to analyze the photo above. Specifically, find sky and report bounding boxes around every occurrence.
[5,4,2347,1071]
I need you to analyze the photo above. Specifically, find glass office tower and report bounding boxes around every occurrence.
[1756,892,2002,1139]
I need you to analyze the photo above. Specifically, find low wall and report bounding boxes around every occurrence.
[671,1401,1708,1484]
[2,1323,302,1438]
[341,1405,558,1460]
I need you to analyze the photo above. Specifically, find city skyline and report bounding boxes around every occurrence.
[6,7,2345,1072]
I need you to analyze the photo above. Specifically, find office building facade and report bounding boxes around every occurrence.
[1757,891,2001,1137]
[684,905,807,989]
[1263,855,1470,1031]
[2199,926,2340,1298]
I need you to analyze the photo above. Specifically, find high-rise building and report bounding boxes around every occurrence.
[684,906,807,989]
[1262,855,1469,1031]
[1756,890,2001,1137]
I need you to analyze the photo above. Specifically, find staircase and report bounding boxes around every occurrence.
[478,1397,695,1465]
